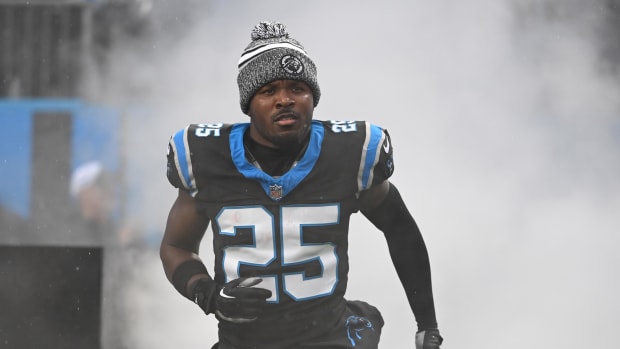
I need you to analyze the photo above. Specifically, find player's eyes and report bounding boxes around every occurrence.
[291,84,306,93]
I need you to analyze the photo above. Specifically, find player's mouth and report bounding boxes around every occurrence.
[274,112,299,126]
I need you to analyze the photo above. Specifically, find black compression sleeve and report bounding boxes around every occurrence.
[362,183,438,330]
[171,259,211,301]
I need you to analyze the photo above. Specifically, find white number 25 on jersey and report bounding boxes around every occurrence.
[216,204,340,303]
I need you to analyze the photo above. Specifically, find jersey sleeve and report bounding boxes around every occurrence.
[357,122,395,192]
[166,125,197,195]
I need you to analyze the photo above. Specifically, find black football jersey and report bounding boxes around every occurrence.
[167,120,394,342]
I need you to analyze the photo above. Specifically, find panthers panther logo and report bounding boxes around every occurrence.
[345,315,374,347]
[280,55,304,75]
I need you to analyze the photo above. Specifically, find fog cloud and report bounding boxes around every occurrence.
[91,1,620,348]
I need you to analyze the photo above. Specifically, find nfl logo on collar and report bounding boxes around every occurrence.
[270,184,283,201]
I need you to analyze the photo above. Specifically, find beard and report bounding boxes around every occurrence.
[257,119,311,152]
[270,126,310,152]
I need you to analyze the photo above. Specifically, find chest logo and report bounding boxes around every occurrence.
[269,184,283,201]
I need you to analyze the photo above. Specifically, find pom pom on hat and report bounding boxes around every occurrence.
[250,21,289,41]
[237,21,320,114]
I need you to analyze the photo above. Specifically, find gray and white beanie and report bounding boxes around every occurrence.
[237,21,320,114]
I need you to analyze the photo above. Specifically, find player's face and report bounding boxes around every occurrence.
[247,79,314,149]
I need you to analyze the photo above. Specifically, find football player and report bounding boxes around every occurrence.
[161,21,443,349]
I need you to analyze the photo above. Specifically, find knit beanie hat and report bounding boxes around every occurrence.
[237,21,320,114]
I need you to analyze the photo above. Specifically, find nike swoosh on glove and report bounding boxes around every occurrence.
[215,277,272,324]
[415,329,443,349]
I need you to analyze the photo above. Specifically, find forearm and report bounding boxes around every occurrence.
[386,222,437,330]
[160,243,210,297]
[160,189,212,299]
[362,183,438,330]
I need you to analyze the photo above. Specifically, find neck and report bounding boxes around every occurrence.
[244,131,309,176]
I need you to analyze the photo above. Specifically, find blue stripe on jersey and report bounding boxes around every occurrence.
[230,121,324,201]
[172,128,192,190]
[361,124,384,190]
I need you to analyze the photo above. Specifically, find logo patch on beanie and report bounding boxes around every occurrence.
[280,55,304,75]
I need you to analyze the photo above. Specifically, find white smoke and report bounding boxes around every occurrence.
[91,0,620,348]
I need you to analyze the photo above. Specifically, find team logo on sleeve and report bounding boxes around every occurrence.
[385,158,394,177]
[269,184,283,201]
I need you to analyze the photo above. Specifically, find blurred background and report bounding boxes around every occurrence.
[1,0,619,348]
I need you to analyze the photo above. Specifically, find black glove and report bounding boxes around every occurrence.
[415,329,443,349]
[191,277,220,315]
[193,277,272,324]
[215,277,272,323]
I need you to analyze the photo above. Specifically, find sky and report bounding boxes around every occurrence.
[87,0,620,348]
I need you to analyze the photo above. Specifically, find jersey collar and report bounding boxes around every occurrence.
[230,121,324,201]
